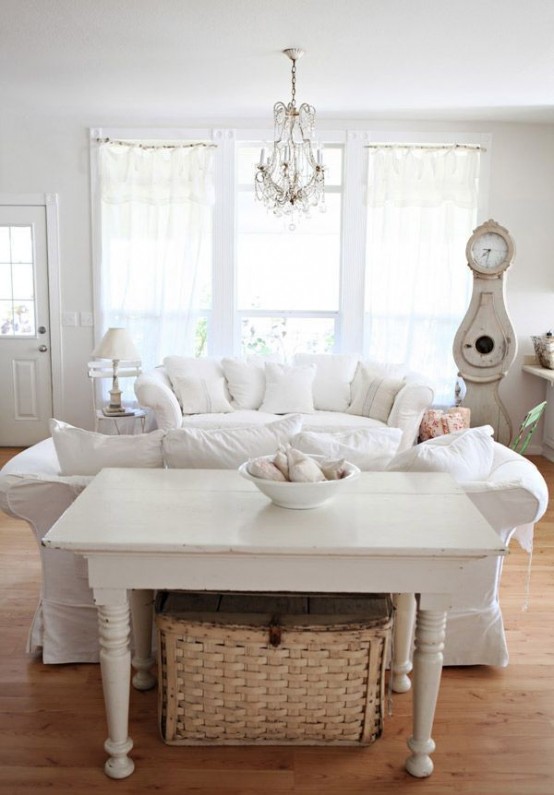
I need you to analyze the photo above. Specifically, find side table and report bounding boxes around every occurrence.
[94,409,147,435]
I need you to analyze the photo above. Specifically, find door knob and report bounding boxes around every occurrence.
[38,345,48,352]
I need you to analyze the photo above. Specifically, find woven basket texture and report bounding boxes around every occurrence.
[156,592,392,746]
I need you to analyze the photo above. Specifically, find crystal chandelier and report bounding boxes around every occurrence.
[255,48,325,223]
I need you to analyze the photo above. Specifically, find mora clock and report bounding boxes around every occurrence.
[453,219,517,445]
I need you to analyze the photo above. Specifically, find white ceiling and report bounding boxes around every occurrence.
[1,0,553,123]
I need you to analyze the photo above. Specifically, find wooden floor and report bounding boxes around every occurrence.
[1,449,553,794]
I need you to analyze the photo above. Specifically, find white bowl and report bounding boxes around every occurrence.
[238,455,361,510]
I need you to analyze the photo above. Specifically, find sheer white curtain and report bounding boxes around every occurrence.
[98,141,214,380]
[364,145,480,405]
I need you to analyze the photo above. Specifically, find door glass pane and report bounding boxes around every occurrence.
[0,263,12,299]
[12,263,34,299]
[0,228,10,262]
[10,226,33,263]
[0,226,36,336]
[0,301,14,335]
[240,316,335,359]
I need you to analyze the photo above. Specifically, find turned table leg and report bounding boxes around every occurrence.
[129,589,156,691]
[391,593,416,693]
[405,605,447,778]
[97,596,135,779]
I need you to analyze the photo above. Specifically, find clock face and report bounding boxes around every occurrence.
[470,231,509,271]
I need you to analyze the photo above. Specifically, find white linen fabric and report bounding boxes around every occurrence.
[164,356,232,414]
[97,142,214,379]
[172,375,233,414]
[364,145,480,405]
[163,414,303,469]
[50,419,165,476]
[222,357,266,410]
[259,363,316,414]
[293,354,358,412]
[387,425,495,481]
[347,365,404,422]
[164,356,225,388]
[291,427,402,471]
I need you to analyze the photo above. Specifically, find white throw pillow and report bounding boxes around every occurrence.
[347,364,404,423]
[163,356,233,414]
[50,419,165,476]
[222,357,266,410]
[163,414,303,469]
[259,363,316,414]
[293,354,358,411]
[172,375,233,414]
[291,427,403,471]
[386,425,495,481]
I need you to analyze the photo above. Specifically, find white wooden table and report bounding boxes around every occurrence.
[43,468,506,781]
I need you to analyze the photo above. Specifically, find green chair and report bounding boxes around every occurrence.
[510,400,547,454]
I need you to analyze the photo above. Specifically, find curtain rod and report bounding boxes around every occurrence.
[364,143,486,152]
[95,137,217,150]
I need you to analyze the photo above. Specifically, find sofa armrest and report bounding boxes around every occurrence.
[460,443,548,547]
[388,383,434,452]
[0,473,92,533]
[135,369,182,431]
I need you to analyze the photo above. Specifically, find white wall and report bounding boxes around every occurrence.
[1,111,553,442]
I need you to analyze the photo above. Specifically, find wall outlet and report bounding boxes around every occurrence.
[61,311,78,327]
[80,311,94,327]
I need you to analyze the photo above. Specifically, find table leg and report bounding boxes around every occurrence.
[391,593,415,693]
[97,599,135,779]
[129,589,156,691]
[405,606,447,778]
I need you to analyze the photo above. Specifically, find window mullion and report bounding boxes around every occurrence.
[210,129,237,356]
[339,132,367,355]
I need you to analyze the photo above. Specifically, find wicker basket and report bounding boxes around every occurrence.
[156,591,392,746]
[532,334,554,369]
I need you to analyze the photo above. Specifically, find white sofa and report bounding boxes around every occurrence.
[0,421,548,668]
[134,354,435,453]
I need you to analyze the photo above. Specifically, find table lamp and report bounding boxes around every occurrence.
[92,328,140,415]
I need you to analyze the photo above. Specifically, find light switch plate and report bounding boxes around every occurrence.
[80,311,94,327]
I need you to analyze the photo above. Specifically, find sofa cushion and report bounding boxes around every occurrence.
[293,354,358,412]
[50,419,166,476]
[164,356,231,414]
[347,364,404,422]
[163,414,303,469]
[291,427,403,471]
[172,375,233,414]
[221,357,266,410]
[386,425,495,481]
[259,363,316,414]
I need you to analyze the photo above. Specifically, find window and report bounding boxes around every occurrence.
[236,143,343,359]
[97,140,214,375]
[93,128,488,404]
[363,144,482,404]
[0,225,35,336]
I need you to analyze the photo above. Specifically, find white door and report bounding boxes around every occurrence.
[0,206,53,446]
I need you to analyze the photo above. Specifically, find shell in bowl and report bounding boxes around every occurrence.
[238,455,361,510]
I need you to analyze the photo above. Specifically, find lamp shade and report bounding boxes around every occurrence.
[92,328,140,361]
